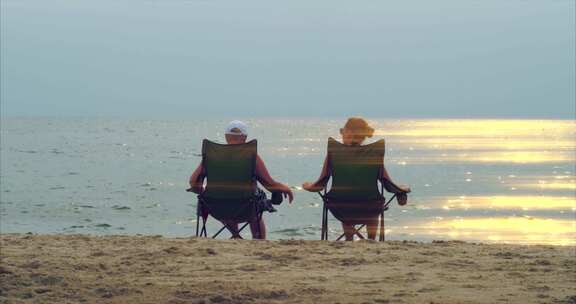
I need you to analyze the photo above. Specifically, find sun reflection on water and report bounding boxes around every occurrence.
[393,138,575,151]
[442,196,576,211]
[467,151,574,164]
[426,217,576,246]
[516,181,576,191]
[378,119,575,137]
[375,119,575,164]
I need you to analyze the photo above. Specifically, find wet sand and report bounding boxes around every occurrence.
[1,234,575,304]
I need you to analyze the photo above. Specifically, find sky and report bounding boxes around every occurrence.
[1,0,575,118]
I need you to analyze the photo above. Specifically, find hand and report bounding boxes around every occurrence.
[284,191,294,203]
[399,185,411,193]
[187,185,204,194]
[279,185,294,203]
[302,182,321,192]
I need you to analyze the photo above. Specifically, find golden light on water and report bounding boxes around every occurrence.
[516,181,576,190]
[377,119,575,138]
[374,119,576,164]
[389,153,575,164]
[393,138,575,151]
[267,119,576,164]
[442,196,576,210]
[428,217,576,246]
[466,151,574,164]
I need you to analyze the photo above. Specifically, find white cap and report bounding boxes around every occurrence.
[225,120,248,136]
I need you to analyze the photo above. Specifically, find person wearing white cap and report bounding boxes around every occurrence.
[224,120,249,137]
[188,120,294,239]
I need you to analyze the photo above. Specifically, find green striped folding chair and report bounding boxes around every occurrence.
[195,139,262,239]
[318,137,409,241]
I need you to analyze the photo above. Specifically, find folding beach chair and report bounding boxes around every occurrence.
[195,139,263,239]
[318,137,409,241]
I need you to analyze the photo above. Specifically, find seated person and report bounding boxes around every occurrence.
[302,117,410,241]
[188,120,294,239]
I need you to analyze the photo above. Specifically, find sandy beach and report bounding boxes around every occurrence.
[0,234,574,304]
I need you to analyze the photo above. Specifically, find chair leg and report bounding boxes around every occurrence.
[195,214,200,237]
[336,224,366,241]
[230,223,244,239]
[379,210,385,242]
[212,225,227,238]
[238,222,251,234]
[235,221,255,239]
[324,206,328,240]
[320,205,325,240]
[197,216,208,238]
[213,222,243,239]
[355,225,366,239]
[201,217,207,237]
[321,204,328,240]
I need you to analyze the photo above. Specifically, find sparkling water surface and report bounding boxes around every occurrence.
[1,118,574,245]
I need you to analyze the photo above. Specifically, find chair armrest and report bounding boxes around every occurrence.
[381,178,411,194]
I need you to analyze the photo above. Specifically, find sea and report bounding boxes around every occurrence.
[0,118,574,245]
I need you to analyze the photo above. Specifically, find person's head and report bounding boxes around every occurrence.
[224,120,248,144]
[340,117,375,145]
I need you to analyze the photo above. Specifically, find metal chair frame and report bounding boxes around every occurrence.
[196,197,263,239]
[319,183,397,241]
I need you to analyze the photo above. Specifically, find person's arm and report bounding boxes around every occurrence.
[302,155,330,192]
[255,156,294,203]
[379,164,411,207]
[379,165,410,192]
[380,164,393,182]
[187,163,206,194]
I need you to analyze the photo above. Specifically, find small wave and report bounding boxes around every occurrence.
[112,205,131,210]
[272,228,306,237]
[302,226,321,235]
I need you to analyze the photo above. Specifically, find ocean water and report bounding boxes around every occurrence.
[0,118,575,245]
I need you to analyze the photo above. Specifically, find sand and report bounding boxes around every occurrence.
[0,234,575,304]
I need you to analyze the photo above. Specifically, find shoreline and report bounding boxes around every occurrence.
[1,234,575,304]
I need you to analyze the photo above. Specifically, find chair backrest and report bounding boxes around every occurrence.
[202,139,257,201]
[326,137,384,201]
